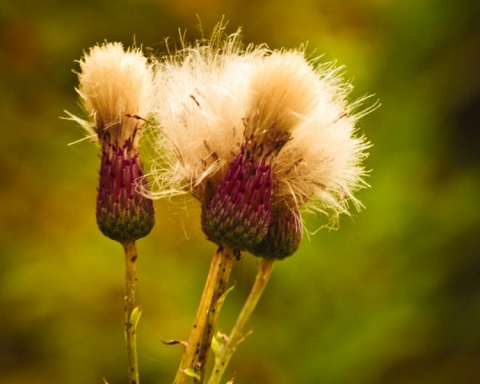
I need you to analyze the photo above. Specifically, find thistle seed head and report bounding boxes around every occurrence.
[70,42,155,244]
[149,22,374,257]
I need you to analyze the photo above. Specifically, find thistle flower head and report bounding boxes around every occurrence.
[70,42,155,244]
[244,48,372,225]
[150,25,372,258]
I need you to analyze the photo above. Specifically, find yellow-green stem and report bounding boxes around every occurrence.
[173,246,236,384]
[207,258,275,384]
[124,241,140,384]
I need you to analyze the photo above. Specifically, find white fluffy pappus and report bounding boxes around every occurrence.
[149,27,374,226]
[244,51,320,141]
[149,26,267,199]
[250,52,373,223]
[70,42,155,146]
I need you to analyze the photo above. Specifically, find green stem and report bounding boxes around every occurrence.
[207,258,275,384]
[123,241,140,384]
[173,246,237,384]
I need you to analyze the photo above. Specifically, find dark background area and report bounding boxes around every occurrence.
[1,0,479,383]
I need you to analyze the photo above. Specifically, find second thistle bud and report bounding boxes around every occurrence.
[248,201,303,260]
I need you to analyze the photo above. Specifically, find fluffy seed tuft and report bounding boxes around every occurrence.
[76,42,155,146]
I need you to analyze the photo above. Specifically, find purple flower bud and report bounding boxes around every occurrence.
[202,147,272,250]
[96,138,155,243]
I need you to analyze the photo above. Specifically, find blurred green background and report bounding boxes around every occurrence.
[1,0,479,383]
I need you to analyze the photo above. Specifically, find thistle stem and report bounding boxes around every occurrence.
[174,246,236,384]
[123,241,140,384]
[207,258,275,384]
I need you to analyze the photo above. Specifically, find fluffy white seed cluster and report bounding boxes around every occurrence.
[260,53,371,219]
[68,27,372,229]
[73,42,155,146]
[150,29,267,199]
[150,27,371,226]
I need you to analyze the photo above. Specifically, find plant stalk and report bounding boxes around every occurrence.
[207,258,275,384]
[124,241,140,384]
[173,245,237,384]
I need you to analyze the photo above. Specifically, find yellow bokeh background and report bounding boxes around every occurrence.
[1,1,479,383]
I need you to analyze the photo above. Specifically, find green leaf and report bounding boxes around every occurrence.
[183,368,200,380]
[211,330,228,356]
[214,283,236,313]
[130,305,142,329]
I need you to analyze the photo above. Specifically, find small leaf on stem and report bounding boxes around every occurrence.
[130,305,142,329]
[183,368,201,380]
